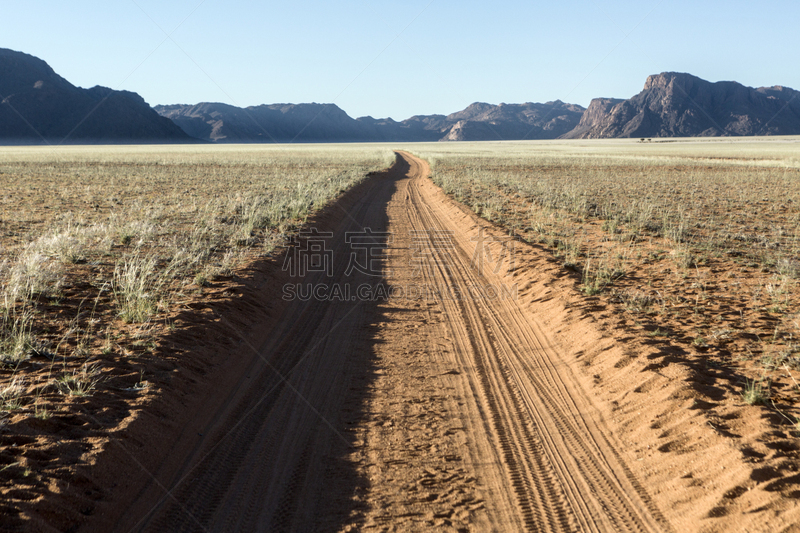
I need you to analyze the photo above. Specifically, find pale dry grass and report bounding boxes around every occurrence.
[0,143,393,413]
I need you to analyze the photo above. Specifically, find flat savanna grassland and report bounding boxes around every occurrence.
[0,144,393,523]
[415,138,800,420]
[1,137,799,525]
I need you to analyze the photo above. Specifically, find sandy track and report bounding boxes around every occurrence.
[89,152,670,532]
[388,153,668,532]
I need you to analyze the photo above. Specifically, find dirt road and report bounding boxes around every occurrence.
[93,152,669,532]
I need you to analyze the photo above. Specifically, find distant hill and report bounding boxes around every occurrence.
[440,101,586,141]
[561,72,800,138]
[0,48,194,144]
[155,100,586,143]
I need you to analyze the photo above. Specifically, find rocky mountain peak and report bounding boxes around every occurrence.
[562,72,800,139]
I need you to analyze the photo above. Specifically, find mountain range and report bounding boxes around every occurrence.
[2,47,800,144]
[154,100,586,143]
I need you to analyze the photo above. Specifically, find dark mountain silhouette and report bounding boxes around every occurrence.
[0,48,194,144]
[154,100,586,143]
[156,102,391,143]
[562,72,800,139]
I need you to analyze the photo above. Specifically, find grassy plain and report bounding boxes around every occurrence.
[1,137,799,525]
[414,138,800,417]
[0,144,393,521]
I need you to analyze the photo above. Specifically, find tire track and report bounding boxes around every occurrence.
[399,151,669,532]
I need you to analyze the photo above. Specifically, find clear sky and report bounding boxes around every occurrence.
[4,1,799,120]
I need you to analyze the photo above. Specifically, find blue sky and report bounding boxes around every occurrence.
[4,1,799,120]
